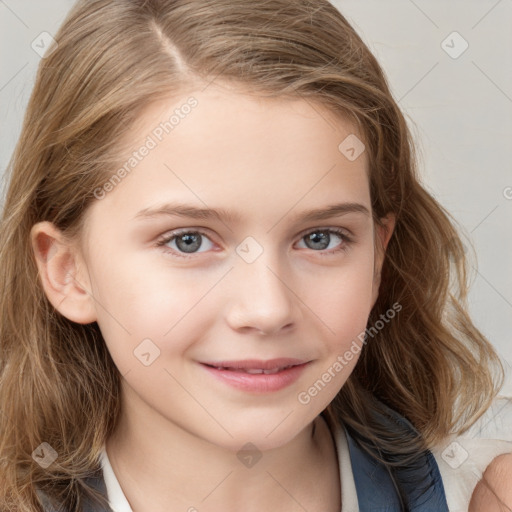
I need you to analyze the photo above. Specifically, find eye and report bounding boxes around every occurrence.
[156,229,215,258]
[296,228,352,256]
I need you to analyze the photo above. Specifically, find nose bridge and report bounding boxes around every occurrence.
[225,236,298,334]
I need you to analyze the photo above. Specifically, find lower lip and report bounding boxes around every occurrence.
[200,363,310,393]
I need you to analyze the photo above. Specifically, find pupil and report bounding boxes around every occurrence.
[177,233,201,253]
[308,231,328,250]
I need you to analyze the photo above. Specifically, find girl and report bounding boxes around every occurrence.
[0,1,510,510]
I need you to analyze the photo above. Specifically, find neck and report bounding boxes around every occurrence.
[106,385,341,512]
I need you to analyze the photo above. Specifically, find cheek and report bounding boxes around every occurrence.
[89,255,217,368]
[294,265,374,410]
[306,257,376,337]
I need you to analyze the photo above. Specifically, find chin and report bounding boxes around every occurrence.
[204,415,314,453]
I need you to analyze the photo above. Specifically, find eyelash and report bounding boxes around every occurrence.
[155,227,353,260]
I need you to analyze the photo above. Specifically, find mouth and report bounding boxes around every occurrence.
[201,358,307,372]
[205,365,296,374]
[199,358,310,393]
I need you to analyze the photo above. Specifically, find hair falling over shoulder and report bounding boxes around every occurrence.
[0,1,503,510]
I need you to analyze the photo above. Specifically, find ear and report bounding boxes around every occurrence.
[371,213,396,308]
[30,221,97,324]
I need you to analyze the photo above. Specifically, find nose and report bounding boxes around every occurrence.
[224,253,300,336]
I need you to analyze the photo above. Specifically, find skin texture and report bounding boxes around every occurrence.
[469,453,512,511]
[31,82,395,512]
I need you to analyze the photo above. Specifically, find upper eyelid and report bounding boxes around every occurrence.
[158,225,352,248]
[160,225,352,241]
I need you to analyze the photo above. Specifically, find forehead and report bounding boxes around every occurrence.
[130,81,365,163]
[85,82,371,232]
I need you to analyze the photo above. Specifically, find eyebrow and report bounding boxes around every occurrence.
[133,201,370,224]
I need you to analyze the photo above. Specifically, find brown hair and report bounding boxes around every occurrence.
[0,0,503,510]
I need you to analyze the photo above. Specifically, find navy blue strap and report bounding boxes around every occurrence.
[37,471,112,512]
[81,470,113,512]
[344,406,449,511]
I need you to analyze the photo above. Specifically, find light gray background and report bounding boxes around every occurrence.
[1,1,511,391]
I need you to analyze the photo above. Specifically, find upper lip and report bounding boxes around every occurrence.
[200,358,308,370]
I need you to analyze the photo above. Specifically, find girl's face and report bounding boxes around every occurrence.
[41,82,394,451]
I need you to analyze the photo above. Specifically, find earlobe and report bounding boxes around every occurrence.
[30,221,97,324]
